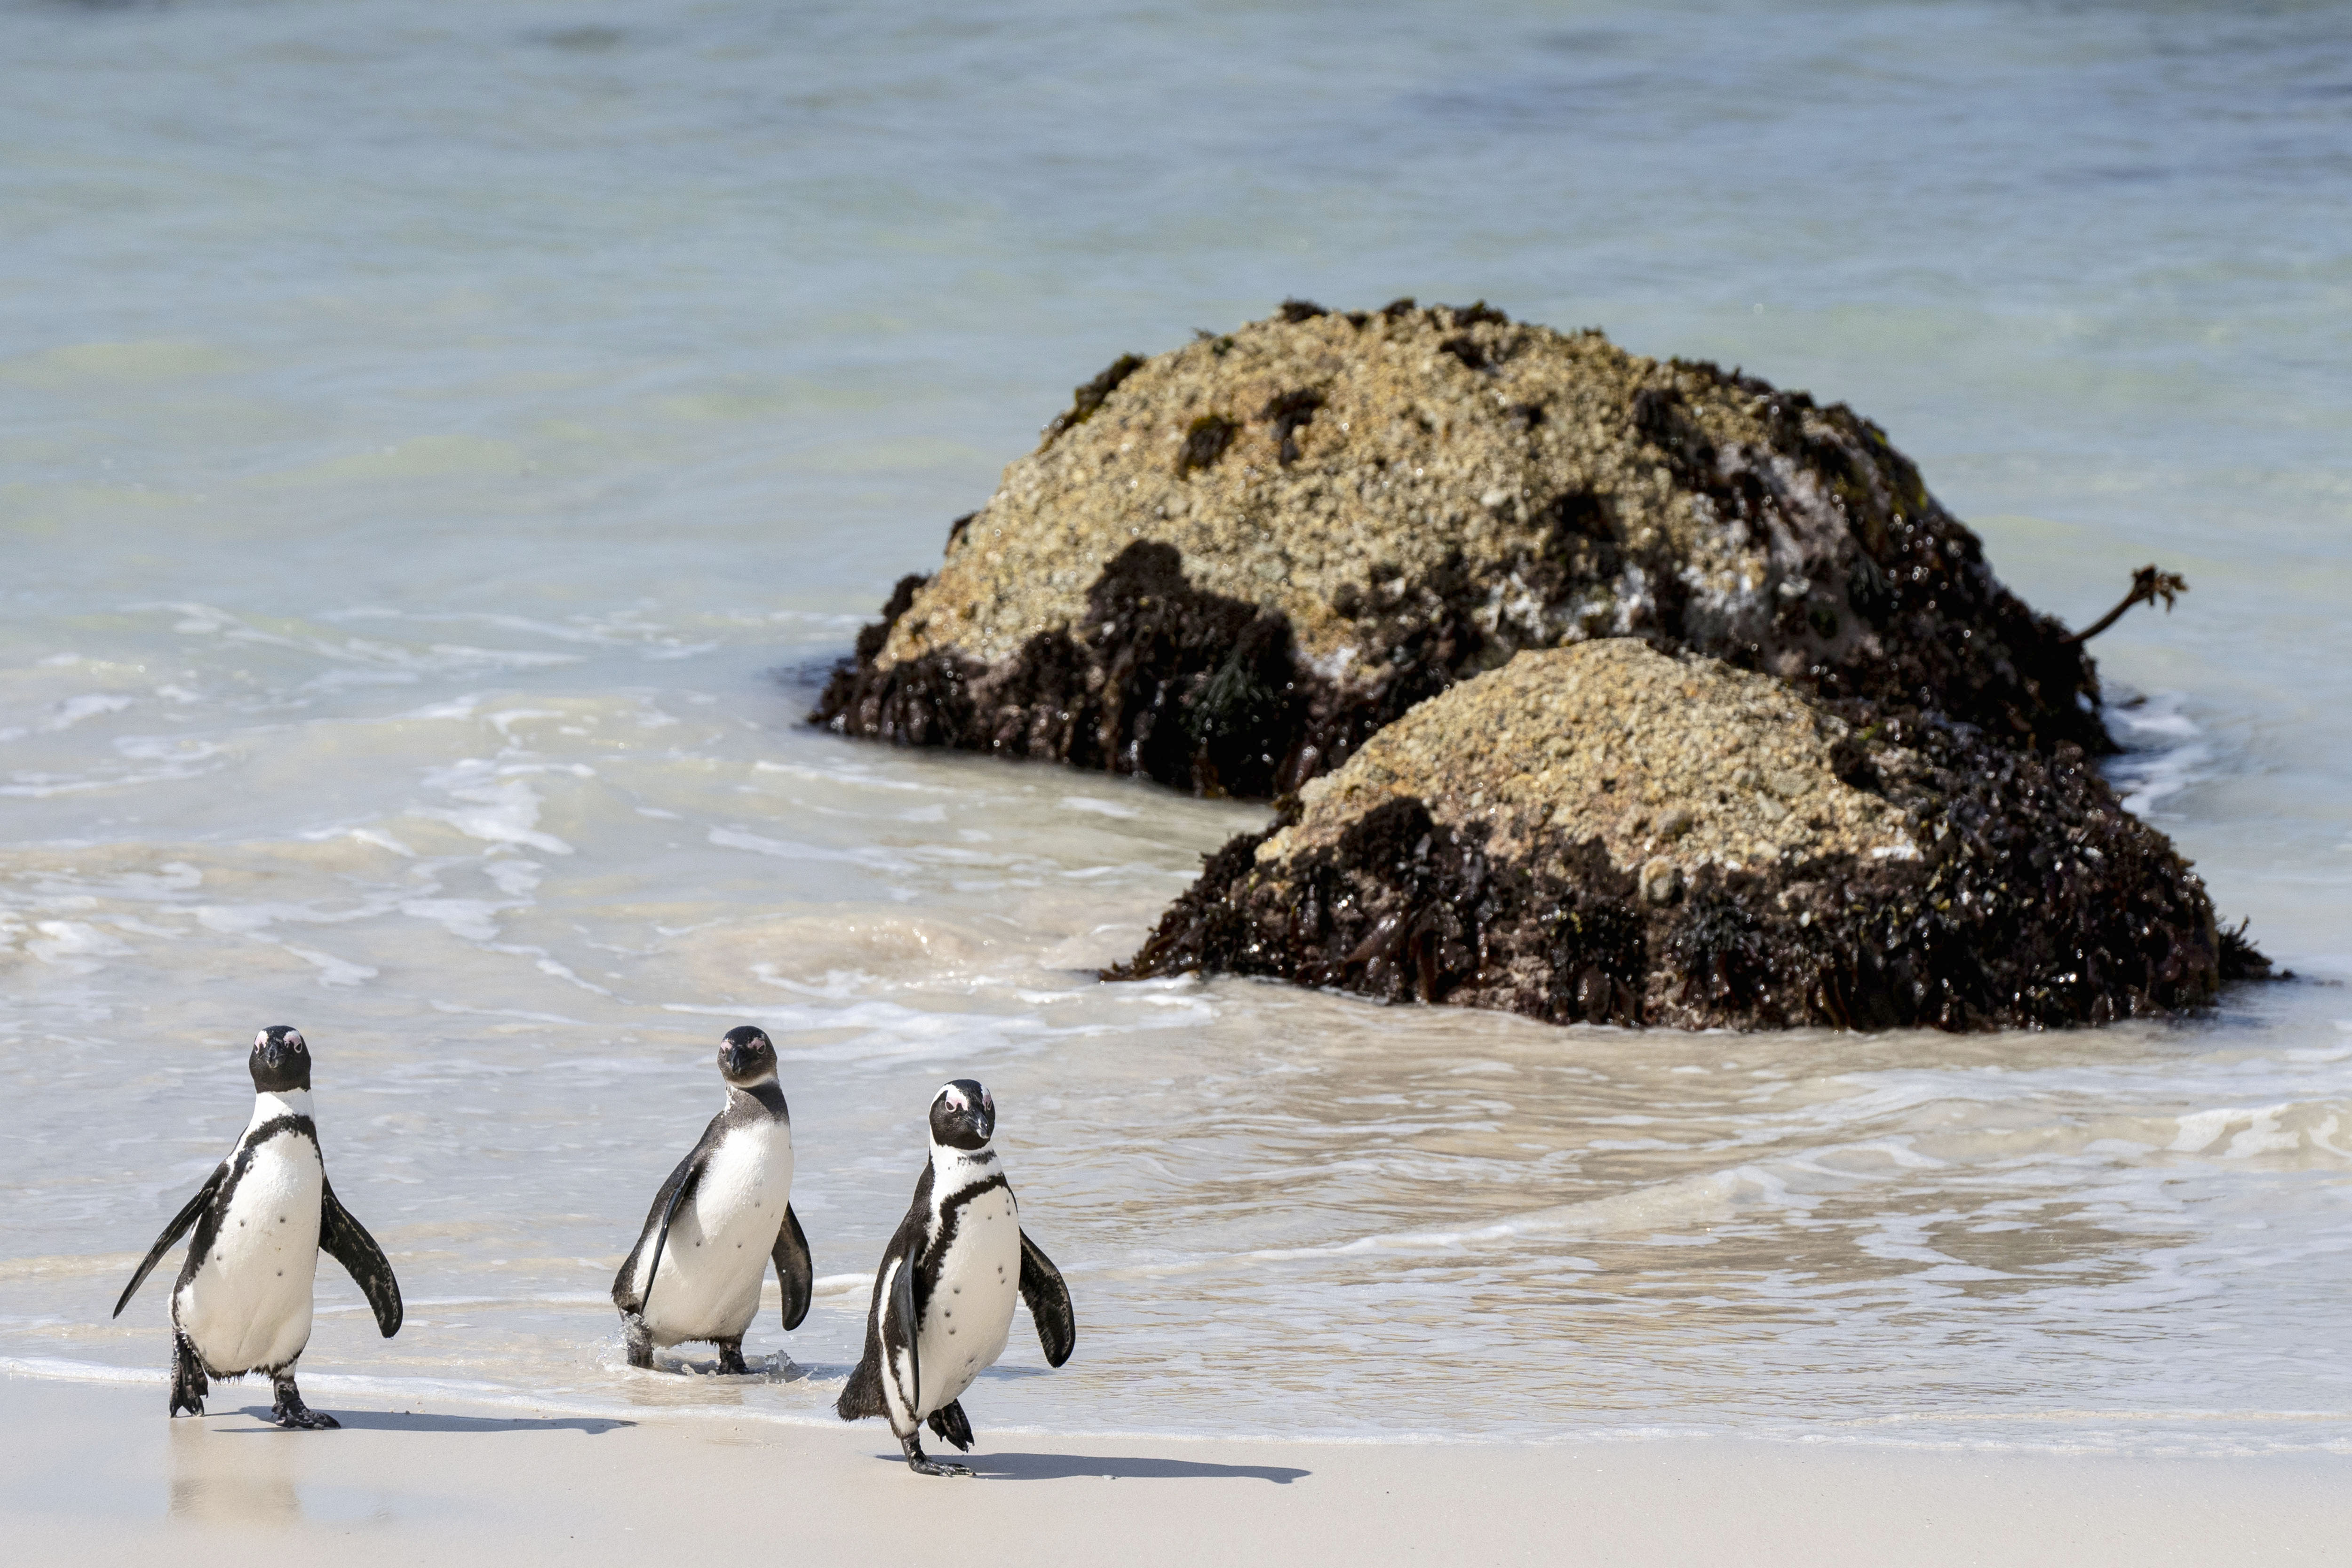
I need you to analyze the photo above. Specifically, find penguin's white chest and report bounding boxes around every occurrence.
[643,1117,793,1345]
[175,1132,323,1376]
[916,1178,1021,1416]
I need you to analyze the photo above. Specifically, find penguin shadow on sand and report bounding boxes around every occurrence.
[859,1449,1309,1484]
[220,1407,632,1436]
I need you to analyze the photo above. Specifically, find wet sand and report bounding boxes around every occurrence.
[6,1374,2345,1566]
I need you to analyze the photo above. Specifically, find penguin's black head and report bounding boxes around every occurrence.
[718,1026,778,1087]
[249,1025,312,1094]
[929,1079,994,1150]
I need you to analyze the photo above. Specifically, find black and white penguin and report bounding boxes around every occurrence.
[612,1026,814,1374]
[835,1079,1075,1475]
[112,1025,403,1429]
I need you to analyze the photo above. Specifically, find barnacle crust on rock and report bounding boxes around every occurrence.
[813,300,2108,796]
[1260,637,1912,874]
[1110,640,2242,1034]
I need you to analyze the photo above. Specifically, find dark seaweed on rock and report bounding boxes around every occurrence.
[1041,353,1146,445]
[1634,372,2105,756]
[1112,796,1651,1025]
[1111,728,2237,1034]
[815,542,1481,797]
[1262,388,1324,466]
[1176,413,1240,477]
[815,541,1305,796]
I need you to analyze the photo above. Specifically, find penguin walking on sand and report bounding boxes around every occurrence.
[113,1025,402,1429]
[836,1079,1074,1475]
[612,1026,814,1373]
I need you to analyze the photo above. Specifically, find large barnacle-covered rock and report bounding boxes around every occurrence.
[813,300,2107,796]
[1110,640,2244,1033]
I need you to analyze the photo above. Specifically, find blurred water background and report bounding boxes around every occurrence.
[3,0,2350,1450]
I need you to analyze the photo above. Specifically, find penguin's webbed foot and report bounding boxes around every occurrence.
[273,1404,340,1431]
[715,1337,749,1376]
[927,1399,974,1453]
[901,1433,973,1477]
[169,1333,208,1418]
[622,1314,655,1371]
[270,1375,340,1431]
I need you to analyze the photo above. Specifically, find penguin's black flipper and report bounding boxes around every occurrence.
[927,1399,974,1453]
[838,1162,929,1427]
[1017,1229,1076,1368]
[636,1154,706,1319]
[113,1164,226,1319]
[882,1250,921,1431]
[320,1177,404,1337]
[774,1204,814,1331]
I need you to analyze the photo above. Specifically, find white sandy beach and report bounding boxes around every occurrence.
[7,1374,2346,1567]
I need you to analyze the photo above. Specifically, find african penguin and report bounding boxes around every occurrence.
[612,1026,814,1373]
[835,1079,1075,1475]
[113,1025,403,1429]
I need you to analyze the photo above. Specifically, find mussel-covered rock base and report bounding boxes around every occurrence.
[1110,641,2267,1033]
[816,300,2109,798]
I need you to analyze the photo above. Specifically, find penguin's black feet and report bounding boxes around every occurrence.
[269,1374,339,1431]
[715,1338,749,1376]
[622,1315,655,1371]
[901,1432,973,1477]
[926,1400,974,1453]
[169,1333,207,1418]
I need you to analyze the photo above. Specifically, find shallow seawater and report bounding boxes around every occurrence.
[3,0,2350,1454]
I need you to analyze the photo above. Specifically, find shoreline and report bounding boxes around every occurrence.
[8,1373,2347,1566]
[18,1352,2348,1458]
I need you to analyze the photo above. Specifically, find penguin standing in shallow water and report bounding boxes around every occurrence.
[836,1079,1074,1475]
[612,1026,814,1373]
[113,1026,402,1429]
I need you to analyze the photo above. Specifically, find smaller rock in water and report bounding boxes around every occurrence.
[1110,639,2244,1033]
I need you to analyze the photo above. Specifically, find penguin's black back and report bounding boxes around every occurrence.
[836,1161,933,1420]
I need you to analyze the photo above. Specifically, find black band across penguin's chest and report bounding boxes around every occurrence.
[914,1171,1010,1309]
[181,1114,319,1281]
